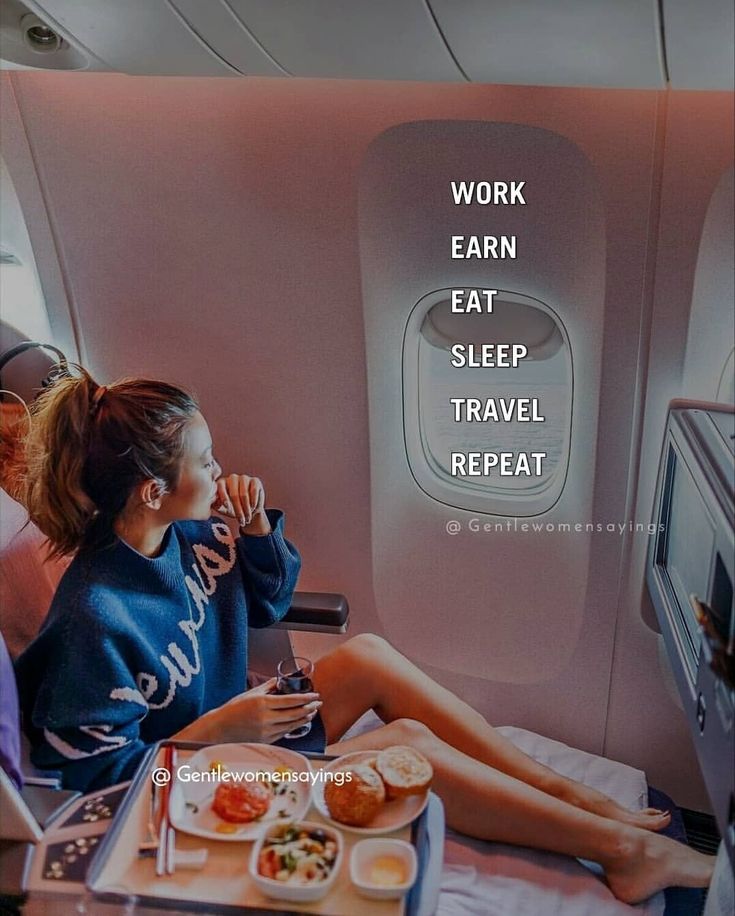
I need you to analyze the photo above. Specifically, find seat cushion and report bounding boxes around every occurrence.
[0,489,68,660]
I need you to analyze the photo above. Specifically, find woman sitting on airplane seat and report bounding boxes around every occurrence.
[15,368,713,904]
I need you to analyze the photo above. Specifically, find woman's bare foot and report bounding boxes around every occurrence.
[560,782,672,832]
[590,798,672,832]
[603,828,714,904]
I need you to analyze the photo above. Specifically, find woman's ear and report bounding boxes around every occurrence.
[139,479,164,510]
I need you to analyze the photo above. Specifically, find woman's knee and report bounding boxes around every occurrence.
[388,718,436,751]
[342,632,395,665]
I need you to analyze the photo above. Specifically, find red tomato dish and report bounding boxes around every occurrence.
[212,782,271,823]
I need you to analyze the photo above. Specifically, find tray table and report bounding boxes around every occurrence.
[87,741,444,915]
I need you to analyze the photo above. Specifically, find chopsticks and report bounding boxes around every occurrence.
[141,745,207,872]
[155,744,178,877]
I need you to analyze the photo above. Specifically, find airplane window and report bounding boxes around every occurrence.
[403,289,572,516]
[0,158,52,343]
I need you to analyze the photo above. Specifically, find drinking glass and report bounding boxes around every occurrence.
[276,656,315,740]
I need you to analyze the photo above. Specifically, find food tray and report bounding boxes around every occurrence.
[87,741,444,915]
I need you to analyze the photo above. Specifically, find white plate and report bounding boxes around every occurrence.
[169,744,312,841]
[312,751,429,835]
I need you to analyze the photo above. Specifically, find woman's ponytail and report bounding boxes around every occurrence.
[25,369,100,558]
[23,366,198,558]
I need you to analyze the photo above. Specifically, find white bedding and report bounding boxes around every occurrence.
[341,716,664,916]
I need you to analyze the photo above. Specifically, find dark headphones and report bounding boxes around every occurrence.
[0,341,71,394]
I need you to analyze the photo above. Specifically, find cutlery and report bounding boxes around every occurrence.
[156,745,176,876]
[140,746,207,871]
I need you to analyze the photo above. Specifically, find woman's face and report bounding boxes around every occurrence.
[159,411,221,521]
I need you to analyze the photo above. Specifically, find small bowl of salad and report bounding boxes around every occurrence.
[249,821,343,902]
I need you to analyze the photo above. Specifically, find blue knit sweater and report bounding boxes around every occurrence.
[15,510,300,792]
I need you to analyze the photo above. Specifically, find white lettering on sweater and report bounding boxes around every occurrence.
[135,521,236,711]
[44,724,131,760]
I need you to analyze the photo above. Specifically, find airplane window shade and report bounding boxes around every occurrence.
[0,159,52,343]
[404,289,572,516]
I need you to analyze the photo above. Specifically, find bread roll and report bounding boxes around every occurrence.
[324,764,385,827]
[375,746,433,799]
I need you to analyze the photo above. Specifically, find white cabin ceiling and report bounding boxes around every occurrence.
[1,0,733,90]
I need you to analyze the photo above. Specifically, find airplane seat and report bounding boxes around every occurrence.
[0,331,74,665]
[0,488,68,663]
[0,489,73,788]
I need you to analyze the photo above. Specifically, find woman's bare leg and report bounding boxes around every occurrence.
[325,719,713,905]
[313,635,669,830]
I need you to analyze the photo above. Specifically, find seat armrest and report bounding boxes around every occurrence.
[22,775,61,790]
[274,592,349,633]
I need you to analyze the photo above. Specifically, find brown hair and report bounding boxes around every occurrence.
[0,400,30,503]
[24,367,198,558]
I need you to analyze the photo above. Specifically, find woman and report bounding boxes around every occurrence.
[15,369,712,904]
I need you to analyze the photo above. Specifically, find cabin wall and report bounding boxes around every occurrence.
[604,92,734,808]
[1,71,731,805]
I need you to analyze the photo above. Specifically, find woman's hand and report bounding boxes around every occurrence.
[213,473,271,535]
[175,678,322,745]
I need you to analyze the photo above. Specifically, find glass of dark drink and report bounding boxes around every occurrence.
[276,657,315,739]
